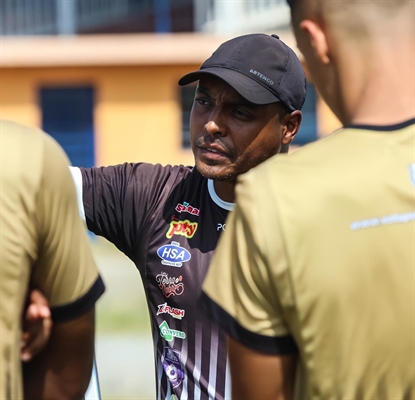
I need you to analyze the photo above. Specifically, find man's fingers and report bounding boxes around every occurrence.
[25,302,51,321]
[25,289,51,320]
[21,288,52,362]
[21,318,53,362]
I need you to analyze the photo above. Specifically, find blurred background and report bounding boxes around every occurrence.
[0,1,341,399]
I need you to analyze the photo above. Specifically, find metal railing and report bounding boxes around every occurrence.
[0,0,57,35]
[0,0,131,35]
[194,0,290,34]
[0,0,146,35]
[0,0,289,36]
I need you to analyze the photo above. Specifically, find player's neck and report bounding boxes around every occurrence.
[338,43,415,126]
[213,180,236,203]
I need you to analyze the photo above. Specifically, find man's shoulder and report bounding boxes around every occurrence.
[79,162,195,186]
[80,162,194,175]
[235,127,369,211]
[0,120,67,195]
[242,129,347,186]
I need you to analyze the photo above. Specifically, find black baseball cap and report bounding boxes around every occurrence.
[178,33,306,112]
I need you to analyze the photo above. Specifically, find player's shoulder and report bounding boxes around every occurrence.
[0,120,53,183]
[0,119,43,144]
[0,119,65,157]
[241,128,347,186]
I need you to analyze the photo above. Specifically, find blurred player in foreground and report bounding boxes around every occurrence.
[0,120,105,399]
[201,0,415,399]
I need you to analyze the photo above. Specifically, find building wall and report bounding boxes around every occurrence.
[0,64,197,167]
[0,61,341,168]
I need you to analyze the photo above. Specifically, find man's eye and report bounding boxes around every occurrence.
[194,98,209,106]
[234,109,249,118]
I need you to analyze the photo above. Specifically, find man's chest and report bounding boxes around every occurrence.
[141,194,228,312]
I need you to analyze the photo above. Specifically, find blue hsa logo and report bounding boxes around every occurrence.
[157,242,191,267]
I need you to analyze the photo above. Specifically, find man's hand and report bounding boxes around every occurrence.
[21,289,53,362]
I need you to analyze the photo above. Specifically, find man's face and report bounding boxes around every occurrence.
[189,75,286,182]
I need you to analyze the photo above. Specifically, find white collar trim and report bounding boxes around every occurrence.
[207,179,234,211]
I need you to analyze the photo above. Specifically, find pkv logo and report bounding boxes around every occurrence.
[157,242,191,267]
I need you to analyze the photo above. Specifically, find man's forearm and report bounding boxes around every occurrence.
[229,337,297,400]
[23,308,95,400]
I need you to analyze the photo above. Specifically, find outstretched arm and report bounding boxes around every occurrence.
[229,337,297,400]
[23,308,96,400]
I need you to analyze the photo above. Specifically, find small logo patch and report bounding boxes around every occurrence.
[157,303,185,320]
[162,347,185,389]
[159,321,186,342]
[156,272,185,298]
[157,242,191,267]
[166,220,198,239]
[175,202,200,216]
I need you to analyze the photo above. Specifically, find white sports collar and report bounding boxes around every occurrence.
[207,179,234,211]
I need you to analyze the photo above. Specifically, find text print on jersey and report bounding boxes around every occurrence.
[157,303,186,319]
[157,241,191,267]
[166,220,198,239]
[217,223,226,231]
[159,321,186,341]
[175,202,200,216]
[156,272,185,298]
[409,163,415,186]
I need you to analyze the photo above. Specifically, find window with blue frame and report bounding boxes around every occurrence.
[292,82,318,146]
[40,86,95,168]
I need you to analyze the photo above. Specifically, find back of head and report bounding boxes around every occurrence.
[288,0,414,60]
[287,0,415,125]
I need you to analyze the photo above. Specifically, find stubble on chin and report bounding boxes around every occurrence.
[195,163,236,183]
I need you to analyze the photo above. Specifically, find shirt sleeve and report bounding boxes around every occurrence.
[201,169,297,355]
[69,166,86,221]
[31,134,105,323]
[79,163,175,261]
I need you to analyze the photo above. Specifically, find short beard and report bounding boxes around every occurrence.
[195,164,237,183]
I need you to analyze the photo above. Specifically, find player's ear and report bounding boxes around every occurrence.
[282,110,302,145]
[299,19,330,65]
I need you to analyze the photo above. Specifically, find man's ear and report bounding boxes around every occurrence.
[299,19,330,65]
[282,110,302,145]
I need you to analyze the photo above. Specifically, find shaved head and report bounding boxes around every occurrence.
[288,0,415,125]
[290,0,414,33]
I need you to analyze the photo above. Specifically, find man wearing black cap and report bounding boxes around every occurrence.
[70,33,306,400]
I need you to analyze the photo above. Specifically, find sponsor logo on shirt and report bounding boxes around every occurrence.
[217,223,226,231]
[410,163,415,186]
[156,272,185,298]
[159,321,186,341]
[175,202,200,216]
[157,302,185,320]
[166,220,198,239]
[157,242,191,267]
[162,347,185,388]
